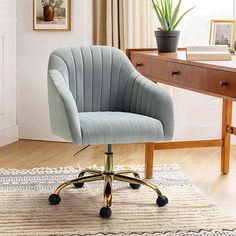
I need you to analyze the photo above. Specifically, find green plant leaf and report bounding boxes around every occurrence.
[160,0,165,16]
[152,0,195,31]
[152,0,169,30]
[167,0,173,27]
[172,6,195,29]
[152,1,162,26]
[152,0,166,30]
[169,0,173,13]
[169,0,181,30]
[164,0,171,27]
[155,2,169,30]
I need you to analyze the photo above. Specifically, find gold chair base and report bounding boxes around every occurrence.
[52,152,163,207]
[49,151,167,218]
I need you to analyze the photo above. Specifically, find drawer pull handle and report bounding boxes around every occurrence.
[135,63,143,68]
[219,81,228,87]
[171,70,180,76]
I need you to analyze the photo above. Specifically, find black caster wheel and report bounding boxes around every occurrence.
[48,194,61,205]
[73,182,84,188]
[156,195,168,207]
[100,207,112,219]
[130,183,141,189]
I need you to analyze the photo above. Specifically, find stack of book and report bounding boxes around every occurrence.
[186,45,232,61]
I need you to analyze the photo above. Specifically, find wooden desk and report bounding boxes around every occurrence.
[127,48,236,178]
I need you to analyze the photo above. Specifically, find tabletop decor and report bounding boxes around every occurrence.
[210,19,236,52]
[152,0,195,52]
[33,0,71,31]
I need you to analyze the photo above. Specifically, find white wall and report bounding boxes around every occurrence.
[0,0,18,147]
[17,0,93,141]
[173,88,236,144]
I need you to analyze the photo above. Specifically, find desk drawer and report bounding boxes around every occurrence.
[149,60,208,90]
[130,53,208,91]
[130,54,150,75]
[207,69,236,98]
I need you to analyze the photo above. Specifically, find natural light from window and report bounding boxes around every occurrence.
[178,0,235,46]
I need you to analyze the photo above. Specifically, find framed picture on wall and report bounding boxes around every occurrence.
[210,19,236,51]
[33,0,71,31]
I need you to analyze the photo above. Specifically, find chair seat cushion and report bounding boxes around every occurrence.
[79,112,164,145]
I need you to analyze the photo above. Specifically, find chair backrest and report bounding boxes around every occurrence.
[48,45,136,113]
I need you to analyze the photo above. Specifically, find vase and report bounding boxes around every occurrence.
[154,30,180,52]
[43,5,55,21]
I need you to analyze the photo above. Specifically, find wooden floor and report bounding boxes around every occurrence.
[0,140,236,220]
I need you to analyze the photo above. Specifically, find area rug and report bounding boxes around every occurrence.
[0,165,235,236]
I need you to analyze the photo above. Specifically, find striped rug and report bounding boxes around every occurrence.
[0,165,235,235]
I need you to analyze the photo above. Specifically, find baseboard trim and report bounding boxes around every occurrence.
[0,124,18,147]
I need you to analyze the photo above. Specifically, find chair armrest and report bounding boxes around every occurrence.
[48,70,82,144]
[124,74,174,140]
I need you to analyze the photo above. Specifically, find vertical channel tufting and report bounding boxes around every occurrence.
[69,48,78,105]
[144,83,153,117]
[49,54,70,86]
[140,82,149,115]
[135,79,145,114]
[116,63,125,111]
[109,48,125,111]
[99,47,103,111]
[90,46,94,111]
[53,48,77,101]
[90,46,102,111]
[123,72,138,112]
[80,47,93,112]
[100,47,112,111]
[117,61,135,111]
[80,47,85,112]
[70,47,84,112]
[115,62,123,111]
[108,48,114,111]
[130,76,141,113]
[64,49,76,101]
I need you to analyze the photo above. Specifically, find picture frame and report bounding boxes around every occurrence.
[33,0,71,31]
[210,19,236,51]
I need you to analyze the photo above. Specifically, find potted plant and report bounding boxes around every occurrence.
[152,0,195,52]
[41,0,64,22]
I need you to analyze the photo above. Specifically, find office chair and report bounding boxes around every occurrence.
[47,45,174,219]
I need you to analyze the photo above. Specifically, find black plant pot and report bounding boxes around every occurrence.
[154,30,180,52]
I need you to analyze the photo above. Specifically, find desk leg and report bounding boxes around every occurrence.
[145,143,154,179]
[221,99,233,174]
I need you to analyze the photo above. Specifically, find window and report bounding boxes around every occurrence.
[178,0,235,46]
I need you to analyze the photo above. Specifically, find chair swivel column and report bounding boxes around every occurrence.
[100,144,113,219]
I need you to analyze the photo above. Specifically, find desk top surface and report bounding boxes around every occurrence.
[131,50,236,73]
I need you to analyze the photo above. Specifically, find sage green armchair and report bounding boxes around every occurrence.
[48,45,174,219]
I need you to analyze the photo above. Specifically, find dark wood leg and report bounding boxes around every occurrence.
[145,143,154,179]
[221,99,233,174]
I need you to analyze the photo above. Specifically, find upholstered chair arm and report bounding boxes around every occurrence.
[124,74,174,140]
[48,70,82,144]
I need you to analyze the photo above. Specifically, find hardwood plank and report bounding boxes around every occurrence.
[0,140,236,219]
